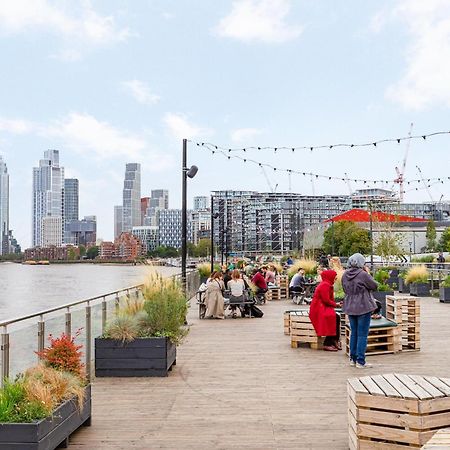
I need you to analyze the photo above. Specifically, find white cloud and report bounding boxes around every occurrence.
[215,0,302,43]
[122,80,160,105]
[231,127,263,143]
[0,118,36,134]
[377,0,450,110]
[0,0,131,58]
[163,113,211,141]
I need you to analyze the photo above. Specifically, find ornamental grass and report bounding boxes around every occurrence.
[287,259,317,278]
[405,265,429,285]
[197,262,211,278]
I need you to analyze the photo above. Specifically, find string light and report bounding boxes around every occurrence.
[190,129,450,153]
[204,147,450,186]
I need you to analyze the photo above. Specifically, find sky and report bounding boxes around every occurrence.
[0,0,449,248]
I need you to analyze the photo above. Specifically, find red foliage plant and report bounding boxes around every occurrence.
[36,329,85,378]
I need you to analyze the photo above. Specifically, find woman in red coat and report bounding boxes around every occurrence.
[309,269,342,352]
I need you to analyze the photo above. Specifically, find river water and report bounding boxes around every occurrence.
[0,262,180,320]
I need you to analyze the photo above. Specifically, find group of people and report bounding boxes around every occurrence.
[308,253,378,369]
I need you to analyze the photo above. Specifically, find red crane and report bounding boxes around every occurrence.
[394,123,413,202]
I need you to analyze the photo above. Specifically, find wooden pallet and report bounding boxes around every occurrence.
[345,320,401,356]
[348,374,450,449]
[290,311,324,350]
[386,295,420,352]
[266,287,282,301]
[421,428,450,448]
[283,309,307,335]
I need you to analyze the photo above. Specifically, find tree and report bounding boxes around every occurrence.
[67,247,76,261]
[439,227,450,252]
[86,246,99,259]
[194,239,210,257]
[426,219,437,251]
[322,221,371,256]
[149,246,179,258]
[375,232,404,263]
[79,245,86,258]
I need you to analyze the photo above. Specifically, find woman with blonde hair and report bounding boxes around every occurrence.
[205,271,225,319]
[228,269,246,317]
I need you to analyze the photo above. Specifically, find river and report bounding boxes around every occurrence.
[0,262,180,320]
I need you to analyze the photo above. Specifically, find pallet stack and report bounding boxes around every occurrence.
[386,295,420,352]
[278,275,289,299]
[348,374,450,449]
[283,309,307,335]
[266,287,282,301]
[345,318,401,356]
[422,428,450,449]
[290,310,324,350]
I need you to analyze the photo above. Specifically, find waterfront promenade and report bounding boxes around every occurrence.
[68,296,449,449]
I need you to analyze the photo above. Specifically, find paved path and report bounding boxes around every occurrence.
[69,295,449,449]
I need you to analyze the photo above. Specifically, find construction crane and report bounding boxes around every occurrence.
[310,174,316,196]
[416,165,434,202]
[260,165,278,193]
[344,173,353,195]
[394,122,413,202]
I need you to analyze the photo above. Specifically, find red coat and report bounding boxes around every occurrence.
[309,270,337,336]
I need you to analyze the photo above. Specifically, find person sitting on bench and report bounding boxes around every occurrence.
[252,268,268,298]
[289,267,306,299]
[228,269,245,318]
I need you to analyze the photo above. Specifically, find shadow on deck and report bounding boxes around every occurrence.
[68,296,448,450]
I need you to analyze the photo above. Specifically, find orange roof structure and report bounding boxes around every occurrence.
[324,208,427,223]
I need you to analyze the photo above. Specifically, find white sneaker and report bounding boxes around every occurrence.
[349,360,356,367]
[356,362,373,369]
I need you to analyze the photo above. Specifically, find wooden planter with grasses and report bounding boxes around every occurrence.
[95,337,176,377]
[0,385,91,450]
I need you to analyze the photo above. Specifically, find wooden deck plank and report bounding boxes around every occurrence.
[66,295,450,449]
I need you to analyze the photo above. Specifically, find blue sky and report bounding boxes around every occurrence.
[0,0,449,247]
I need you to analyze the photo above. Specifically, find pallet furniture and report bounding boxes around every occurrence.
[345,317,401,356]
[386,295,420,352]
[421,428,450,449]
[277,275,289,299]
[289,310,324,349]
[283,309,307,335]
[348,374,450,449]
[266,287,282,301]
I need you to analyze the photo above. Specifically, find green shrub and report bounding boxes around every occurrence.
[334,287,345,301]
[405,266,429,284]
[442,275,450,288]
[374,269,389,284]
[377,283,392,292]
[197,263,211,278]
[411,255,434,263]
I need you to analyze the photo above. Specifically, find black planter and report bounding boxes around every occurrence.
[440,287,450,303]
[0,384,91,450]
[372,291,394,317]
[398,278,410,294]
[386,277,399,290]
[95,336,176,377]
[409,282,431,297]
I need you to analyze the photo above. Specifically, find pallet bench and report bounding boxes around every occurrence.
[283,309,308,335]
[266,287,282,301]
[345,317,401,356]
[348,374,450,449]
[422,428,450,448]
[289,310,324,350]
[386,295,420,352]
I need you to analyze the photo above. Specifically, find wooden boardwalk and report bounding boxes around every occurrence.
[69,296,450,449]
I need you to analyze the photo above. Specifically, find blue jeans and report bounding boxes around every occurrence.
[348,312,372,366]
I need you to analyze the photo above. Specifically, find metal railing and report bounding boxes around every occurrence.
[0,270,199,386]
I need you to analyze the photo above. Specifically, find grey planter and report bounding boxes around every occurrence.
[95,336,176,377]
[0,384,91,450]
[409,282,431,297]
[386,277,399,290]
[440,287,450,303]
[398,278,410,293]
[372,291,394,317]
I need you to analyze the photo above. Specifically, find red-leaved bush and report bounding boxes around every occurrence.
[36,329,85,378]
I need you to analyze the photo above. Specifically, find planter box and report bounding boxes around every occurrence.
[440,287,450,303]
[398,278,410,294]
[409,282,431,297]
[0,384,91,450]
[95,337,176,377]
[372,290,394,317]
[386,276,399,290]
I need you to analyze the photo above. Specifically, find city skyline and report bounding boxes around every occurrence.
[1,1,450,247]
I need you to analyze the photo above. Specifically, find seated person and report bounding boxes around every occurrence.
[372,300,382,320]
[251,268,268,296]
[204,272,225,319]
[223,269,232,290]
[309,269,342,351]
[228,269,246,318]
[289,267,306,297]
[265,265,276,284]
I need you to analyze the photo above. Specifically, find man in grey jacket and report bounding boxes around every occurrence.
[342,253,378,369]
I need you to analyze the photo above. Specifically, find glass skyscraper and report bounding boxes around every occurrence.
[122,163,141,232]
[0,156,9,255]
[64,178,79,243]
[32,150,64,247]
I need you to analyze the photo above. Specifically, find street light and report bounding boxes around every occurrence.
[181,139,198,292]
[210,194,219,273]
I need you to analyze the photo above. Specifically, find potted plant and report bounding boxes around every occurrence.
[398,270,410,293]
[0,331,90,449]
[95,274,188,377]
[197,262,211,284]
[440,275,450,303]
[372,269,394,316]
[384,266,399,289]
[405,265,430,297]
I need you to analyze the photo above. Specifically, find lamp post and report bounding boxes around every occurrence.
[181,138,198,292]
[210,195,219,274]
[369,202,374,271]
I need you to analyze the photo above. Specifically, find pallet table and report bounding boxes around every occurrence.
[283,309,307,335]
[348,374,450,449]
[266,287,282,301]
[289,310,324,350]
[345,317,401,357]
[421,428,450,449]
[386,295,420,352]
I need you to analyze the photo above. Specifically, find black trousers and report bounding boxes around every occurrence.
[323,313,341,346]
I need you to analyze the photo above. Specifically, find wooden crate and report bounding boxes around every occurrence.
[421,428,450,448]
[345,319,401,356]
[267,287,282,301]
[290,311,324,350]
[278,275,289,299]
[283,309,307,335]
[386,295,420,352]
[348,374,450,449]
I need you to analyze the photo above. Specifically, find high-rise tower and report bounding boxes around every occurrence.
[64,178,79,243]
[0,156,9,255]
[122,163,141,232]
